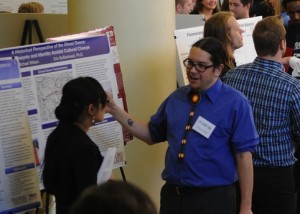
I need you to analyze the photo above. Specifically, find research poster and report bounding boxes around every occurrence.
[0,0,67,14]
[0,58,41,214]
[0,27,128,191]
[174,16,263,86]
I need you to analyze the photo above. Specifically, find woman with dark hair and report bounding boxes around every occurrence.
[190,0,220,20]
[71,180,157,214]
[42,76,107,214]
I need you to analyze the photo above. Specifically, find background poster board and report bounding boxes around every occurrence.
[0,0,67,14]
[175,14,205,30]
[174,26,204,87]
[174,16,263,86]
[0,58,41,213]
[0,26,128,191]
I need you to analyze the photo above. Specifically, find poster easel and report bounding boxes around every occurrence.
[20,19,44,45]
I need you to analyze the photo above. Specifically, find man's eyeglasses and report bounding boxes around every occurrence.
[183,58,214,73]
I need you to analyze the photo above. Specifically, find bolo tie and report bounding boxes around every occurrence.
[178,90,201,159]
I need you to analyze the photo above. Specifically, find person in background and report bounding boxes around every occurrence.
[106,37,259,214]
[71,180,157,214]
[250,0,274,17]
[282,0,300,73]
[203,11,244,78]
[229,0,252,19]
[18,1,44,13]
[282,2,300,212]
[282,0,298,20]
[249,0,263,15]
[224,16,300,214]
[190,0,220,20]
[176,0,195,14]
[203,11,297,77]
[250,0,282,17]
[42,77,107,214]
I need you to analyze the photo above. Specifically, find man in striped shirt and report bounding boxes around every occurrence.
[224,16,300,214]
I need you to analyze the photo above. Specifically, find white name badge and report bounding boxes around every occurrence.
[192,116,216,139]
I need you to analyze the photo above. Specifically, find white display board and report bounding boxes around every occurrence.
[174,16,263,86]
[175,14,205,30]
[234,17,263,66]
[174,26,204,87]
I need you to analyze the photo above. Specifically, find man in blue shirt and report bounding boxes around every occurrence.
[224,16,300,214]
[106,37,259,214]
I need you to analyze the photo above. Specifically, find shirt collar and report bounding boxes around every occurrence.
[188,79,222,104]
[253,57,285,73]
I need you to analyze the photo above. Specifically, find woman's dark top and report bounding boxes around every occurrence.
[43,122,103,214]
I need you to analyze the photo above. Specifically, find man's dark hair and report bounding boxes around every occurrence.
[282,0,299,10]
[240,0,253,7]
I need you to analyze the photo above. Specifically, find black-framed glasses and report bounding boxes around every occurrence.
[183,58,214,73]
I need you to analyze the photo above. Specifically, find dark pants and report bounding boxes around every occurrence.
[159,183,236,214]
[294,159,300,214]
[252,166,296,214]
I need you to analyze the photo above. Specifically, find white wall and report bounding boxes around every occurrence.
[68,0,176,211]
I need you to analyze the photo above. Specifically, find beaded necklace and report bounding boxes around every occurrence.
[178,90,201,159]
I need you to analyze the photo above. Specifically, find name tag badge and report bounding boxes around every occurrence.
[192,116,216,139]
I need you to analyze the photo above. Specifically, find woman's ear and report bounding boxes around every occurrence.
[214,64,224,76]
[87,104,95,116]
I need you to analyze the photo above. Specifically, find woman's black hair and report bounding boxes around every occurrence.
[192,37,226,67]
[71,180,157,214]
[55,76,107,123]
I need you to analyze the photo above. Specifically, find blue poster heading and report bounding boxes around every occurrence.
[0,36,110,68]
[0,58,20,80]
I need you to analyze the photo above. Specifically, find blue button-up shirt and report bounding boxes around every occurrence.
[224,57,300,167]
[149,79,259,187]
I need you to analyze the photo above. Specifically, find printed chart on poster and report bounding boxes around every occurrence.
[174,16,262,86]
[0,0,67,13]
[0,58,41,214]
[0,26,130,201]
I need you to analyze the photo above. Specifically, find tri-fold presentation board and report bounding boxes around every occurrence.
[0,26,129,213]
